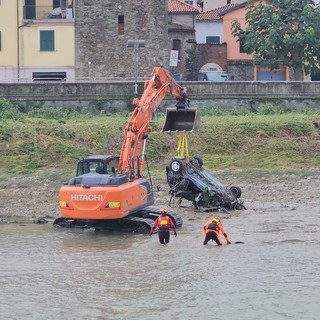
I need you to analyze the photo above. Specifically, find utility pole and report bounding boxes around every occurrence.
[127,40,145,96]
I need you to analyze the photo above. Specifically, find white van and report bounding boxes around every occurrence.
[197,71,229,81]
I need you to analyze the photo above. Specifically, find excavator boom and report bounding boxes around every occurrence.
[118,67,199,178]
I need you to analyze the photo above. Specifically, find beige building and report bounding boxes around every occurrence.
[0,0,75,82]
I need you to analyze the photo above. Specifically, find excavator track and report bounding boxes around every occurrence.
[139,206,183,229]
[53,217,153,233]
[122,216,155,234]
[53,207,183,233]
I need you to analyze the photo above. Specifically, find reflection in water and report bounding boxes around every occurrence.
[1,208,320,320]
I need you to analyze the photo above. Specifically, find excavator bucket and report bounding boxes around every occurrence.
[162,108,200,132]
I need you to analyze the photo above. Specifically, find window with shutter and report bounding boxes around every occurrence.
[40,30,55,51]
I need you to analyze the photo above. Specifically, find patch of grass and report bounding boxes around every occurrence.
[0,104,319,176]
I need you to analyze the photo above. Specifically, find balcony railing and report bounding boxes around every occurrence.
[23,5,74,20]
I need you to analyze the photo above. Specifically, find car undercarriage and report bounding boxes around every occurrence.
[166,156,246,212]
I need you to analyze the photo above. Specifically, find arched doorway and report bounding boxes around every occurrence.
[199,63,223,72]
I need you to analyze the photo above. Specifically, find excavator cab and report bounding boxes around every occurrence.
[76,155,119,176]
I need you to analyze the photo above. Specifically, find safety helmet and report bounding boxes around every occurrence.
[160,208,167,214]
[212,216,221,224]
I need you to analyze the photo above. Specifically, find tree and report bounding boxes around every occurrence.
[231,0,320,80]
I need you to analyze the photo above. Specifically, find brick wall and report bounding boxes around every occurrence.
[196,44,228,72]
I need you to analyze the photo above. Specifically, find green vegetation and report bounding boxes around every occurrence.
[232,0,320,80]
[0,99,319,179]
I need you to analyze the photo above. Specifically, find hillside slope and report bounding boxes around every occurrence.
[1,112,319,176]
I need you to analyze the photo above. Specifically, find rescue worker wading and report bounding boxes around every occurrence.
[203,217,231,246]
[150,208,177,244]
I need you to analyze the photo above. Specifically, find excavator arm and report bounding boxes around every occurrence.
[117,67,196,179]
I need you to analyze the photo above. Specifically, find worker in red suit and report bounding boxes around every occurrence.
[150,208,177,244]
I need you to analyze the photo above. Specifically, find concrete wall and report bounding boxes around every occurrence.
[1,81,320,112]
[170,12,195,28]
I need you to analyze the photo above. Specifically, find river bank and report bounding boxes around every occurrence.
[1,171,319,224]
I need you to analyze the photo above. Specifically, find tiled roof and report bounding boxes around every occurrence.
[196,3,239,20]
[168,0,200,13]
[219,2,247,16]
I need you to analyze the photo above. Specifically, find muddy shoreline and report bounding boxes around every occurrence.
[0,173,319,224]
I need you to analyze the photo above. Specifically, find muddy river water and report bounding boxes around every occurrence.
[1,201,319,320]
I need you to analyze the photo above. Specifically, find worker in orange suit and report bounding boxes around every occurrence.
[150,208,177,244]
[203,216,231,245]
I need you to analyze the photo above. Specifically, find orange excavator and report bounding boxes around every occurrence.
[53,67,200,232]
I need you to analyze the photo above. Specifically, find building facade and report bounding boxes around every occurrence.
[221,2,290,81]
[168,0,199,80]
[0,0,75,82]
[0,0,18,81]
[1,0,200,82]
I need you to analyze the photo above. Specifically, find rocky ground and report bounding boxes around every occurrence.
[0,171,319,224]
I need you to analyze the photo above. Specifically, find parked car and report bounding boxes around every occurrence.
[170,73,182,81]
[197,71,229,81]
[166,156,245,212]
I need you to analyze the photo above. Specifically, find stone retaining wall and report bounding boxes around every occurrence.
[1,81,320,112]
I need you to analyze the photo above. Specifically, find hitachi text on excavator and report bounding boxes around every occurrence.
[53,67,200,232]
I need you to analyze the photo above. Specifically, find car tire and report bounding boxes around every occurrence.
[170,159,183,174]
[230,186,242,198]
[166,169,175,187]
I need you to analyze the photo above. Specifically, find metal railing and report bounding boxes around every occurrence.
[23,5,73,20]
[33,77,67,82]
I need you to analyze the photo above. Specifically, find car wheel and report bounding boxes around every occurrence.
[170,159,183,173]
[166,170,175,187]
[230,186,242,198]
